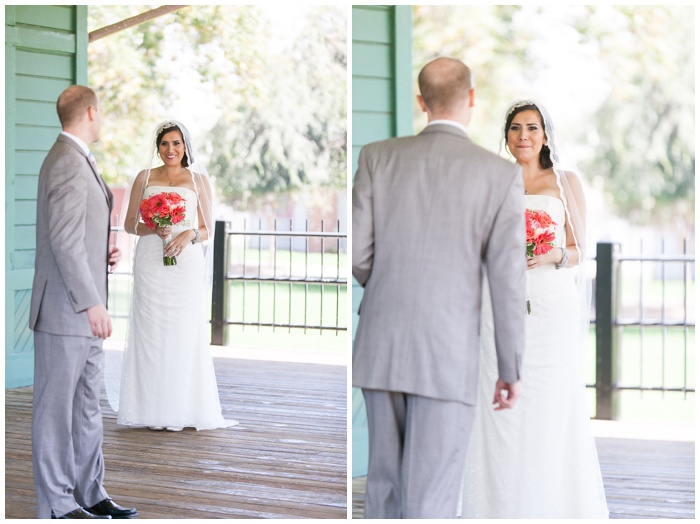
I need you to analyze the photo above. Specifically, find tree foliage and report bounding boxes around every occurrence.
[206,6,347,209]
[88,5,347,212]
[412,5,694,230]
[573,6,694,229]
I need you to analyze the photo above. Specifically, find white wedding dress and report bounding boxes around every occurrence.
[117,185,238,430]
[460,194,608,518]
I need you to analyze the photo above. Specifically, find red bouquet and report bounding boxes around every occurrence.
[525,209,557,313]
[140,192,186,266]
[526,209,556,258]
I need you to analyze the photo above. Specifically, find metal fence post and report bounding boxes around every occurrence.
[211,220,226,345]
[595,241,619,420]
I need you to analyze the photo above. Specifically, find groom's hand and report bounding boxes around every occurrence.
[493,379,521,410]
[86,304,112,339]
[108,244,121,272]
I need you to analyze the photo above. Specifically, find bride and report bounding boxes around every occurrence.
[460,101,608,518]
[117,120,237,431]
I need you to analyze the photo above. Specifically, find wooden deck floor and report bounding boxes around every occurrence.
[5,357,347,519]
[352,437,695,519]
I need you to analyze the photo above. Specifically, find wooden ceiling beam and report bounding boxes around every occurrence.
[88,5,189,43]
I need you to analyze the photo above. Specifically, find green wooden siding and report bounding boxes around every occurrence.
[351,5,413,478]
[5,5,87,388]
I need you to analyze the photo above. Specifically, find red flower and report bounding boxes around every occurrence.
[525,209,557,258]
[139,192,188,230]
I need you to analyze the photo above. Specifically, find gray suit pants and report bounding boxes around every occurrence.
[362,389,476,519]
[32,331,108,518]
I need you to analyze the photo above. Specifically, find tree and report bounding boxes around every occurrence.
[573,6,694,232]
[206,5,347,211]
[412,5,694,232]
[87,5,347,218]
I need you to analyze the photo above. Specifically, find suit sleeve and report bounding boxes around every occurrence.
[352,146,374,287]
[485,166,526,383]
[46,154,104,313]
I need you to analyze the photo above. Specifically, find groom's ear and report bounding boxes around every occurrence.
[468,88,475,108]
[417,95,428,113]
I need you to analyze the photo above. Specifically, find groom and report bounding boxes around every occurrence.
[29,85,136,519]
[352,57,526,518]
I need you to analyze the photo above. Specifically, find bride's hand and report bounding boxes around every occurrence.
[526,247,562,270]
[164,231,191,257]
[155,226,172,239]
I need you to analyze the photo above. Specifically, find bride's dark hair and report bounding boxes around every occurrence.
[156,123,192,167]
[504,104,553,170]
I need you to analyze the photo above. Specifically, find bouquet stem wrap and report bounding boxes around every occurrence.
[163,233,177,266]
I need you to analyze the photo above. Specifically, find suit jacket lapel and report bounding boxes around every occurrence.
[56,135,113,211]
[86,156,113,211]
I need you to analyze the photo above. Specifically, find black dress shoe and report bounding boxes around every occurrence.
[87,498,138,519]
[51,507,112,519]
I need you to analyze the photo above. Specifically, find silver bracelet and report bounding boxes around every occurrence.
[191,228,200,244]
[555,246,569,269]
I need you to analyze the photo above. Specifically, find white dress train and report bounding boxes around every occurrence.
[117,185,237,430]
[460,195,608,518]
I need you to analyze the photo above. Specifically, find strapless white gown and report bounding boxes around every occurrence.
[460,195,608,518]
[117,185,237,430]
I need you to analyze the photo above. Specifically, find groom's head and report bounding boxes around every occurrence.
[57,85,102,143]
[417,57,475,125]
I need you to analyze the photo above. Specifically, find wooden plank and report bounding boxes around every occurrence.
[13,175,38,200]
[13,226,35,251]
[352,6,392,44]
[352,42,392,78]
[14,201,36,226]
[5,268,35,291]
[352,76,393,113]
[15,26,76,54]
[15,50,74,80]
[393,5,414,138]
[15,75,70,103]
[4,352,34,389]
[10,250,36,271]
[15,99,60,127]
[15,125,62,150]
[352,437,695,519]
[5,357,348,519]
[15,151,49,175]
[352,112,393,147]
[14,5,75,32]
[12,290,33,357]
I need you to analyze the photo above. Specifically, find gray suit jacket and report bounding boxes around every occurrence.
[29,134,113,337]
[352,124,526,405]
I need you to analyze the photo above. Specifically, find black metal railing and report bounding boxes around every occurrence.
[210,219,348,345]
[593,240,695,419]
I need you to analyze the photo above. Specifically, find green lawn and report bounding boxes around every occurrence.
[224,281,347,351]
[583,326,695,422]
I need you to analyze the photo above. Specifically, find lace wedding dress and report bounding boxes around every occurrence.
[117,185,237,430]
[460,194,608,518]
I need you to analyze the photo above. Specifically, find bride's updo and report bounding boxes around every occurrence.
[504,102,554,170]
[156,121,193,167]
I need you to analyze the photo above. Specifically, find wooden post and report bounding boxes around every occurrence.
[211,220,226,345]
[595,242,619,420]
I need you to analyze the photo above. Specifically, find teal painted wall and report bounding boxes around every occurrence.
[5,5,88,388]
[351,5,413,478]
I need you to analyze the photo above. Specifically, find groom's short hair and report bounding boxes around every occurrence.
[418,57,473,113]
[57,85,97,128]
